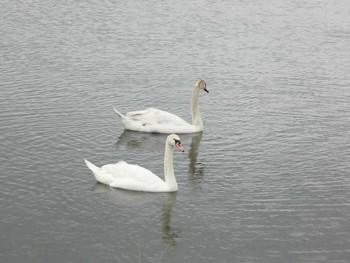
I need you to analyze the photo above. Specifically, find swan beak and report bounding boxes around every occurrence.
[204,87,209,93]
[175,142,185,152]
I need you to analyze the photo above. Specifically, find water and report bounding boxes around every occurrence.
[1,0,350,262]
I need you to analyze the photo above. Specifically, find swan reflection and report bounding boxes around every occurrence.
[115,130,168,151]
[92,184,180,245]
[161,192,179,245]
[187,132,205,184]
[92,183,163,206]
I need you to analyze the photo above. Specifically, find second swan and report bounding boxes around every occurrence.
[114,79,208,133]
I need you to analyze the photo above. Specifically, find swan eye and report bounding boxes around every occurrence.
[174,139,181,145]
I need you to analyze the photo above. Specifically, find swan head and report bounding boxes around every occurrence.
[195,79,209,93]
[167,134,185,152]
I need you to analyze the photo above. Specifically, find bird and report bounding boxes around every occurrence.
[113,79,208,133]
[84,134,185,192]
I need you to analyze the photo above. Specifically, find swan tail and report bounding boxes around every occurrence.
[84,159,100,174]
[85,159,114,185]
[113,107,126,120]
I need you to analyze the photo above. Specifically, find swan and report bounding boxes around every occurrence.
[84,134,185,192]
[113,79,208,133]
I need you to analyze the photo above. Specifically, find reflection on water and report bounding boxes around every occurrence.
[186,132,205,184]
[92,183,163,207]
[115,130,168,151]
[92,183,179,245]
[161,193,179,246]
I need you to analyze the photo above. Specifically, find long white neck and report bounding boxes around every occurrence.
[191,86,203,128]
[164,142,178,191]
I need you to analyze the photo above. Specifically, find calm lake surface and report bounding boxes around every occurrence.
[1,0,350,262]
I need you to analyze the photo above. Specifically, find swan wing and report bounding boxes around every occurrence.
[101,161,167,192]
[115,108,199,133]
[126,108,190,126]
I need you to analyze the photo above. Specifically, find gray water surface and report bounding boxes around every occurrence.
[1,0,350,262]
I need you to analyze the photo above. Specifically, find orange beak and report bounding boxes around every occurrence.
[175,141,185,152]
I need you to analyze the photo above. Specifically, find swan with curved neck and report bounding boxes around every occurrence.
[114,80,208,133]
[84,134,185,192]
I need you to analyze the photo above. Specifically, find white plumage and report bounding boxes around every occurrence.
[84,134,185,192]
[114,80,208,133]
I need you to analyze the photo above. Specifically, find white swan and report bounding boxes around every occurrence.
[114,79,208,133]
[84,134,185,192]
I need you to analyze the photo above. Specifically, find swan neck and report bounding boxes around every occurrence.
[164,142,178,191]
[191,86,203,128]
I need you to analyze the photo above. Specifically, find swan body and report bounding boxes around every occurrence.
[84,134,185,192]
[114,79,208,134]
